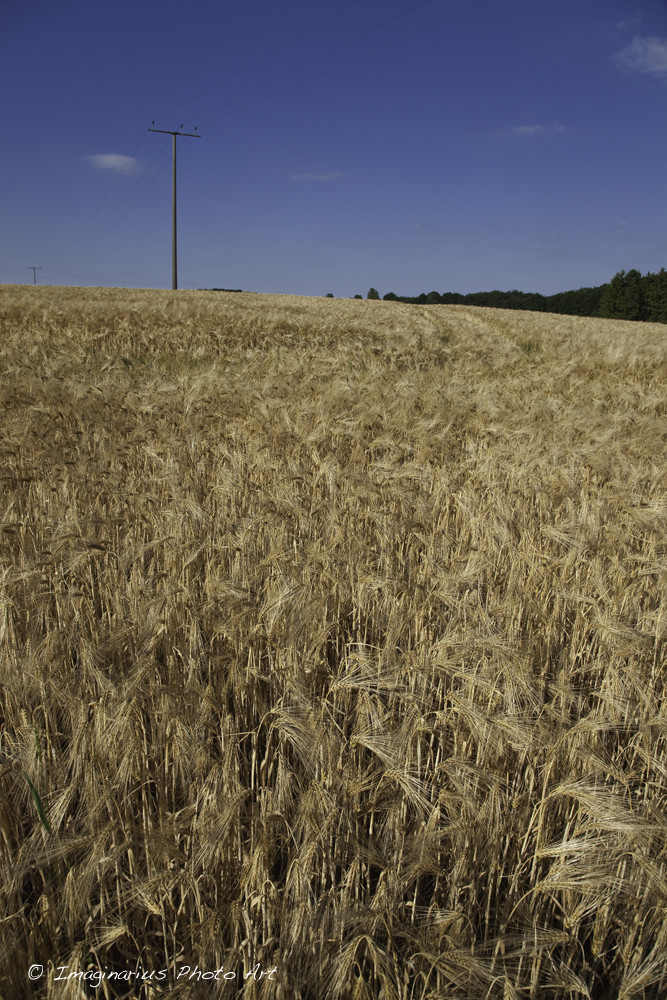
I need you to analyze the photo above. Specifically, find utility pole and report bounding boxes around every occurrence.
[148,126,200,290]
[27,266,42,285]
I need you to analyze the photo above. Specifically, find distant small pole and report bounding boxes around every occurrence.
[148,126,201,290]
[27,266,42,285]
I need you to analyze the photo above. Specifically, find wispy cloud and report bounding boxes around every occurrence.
[291,171,345,182]
[534,233,565,250]
[616,17,642,32]
[87,153,142,173]
[510,124,545,137]
[496,123,565,138]
[613,36,667,77]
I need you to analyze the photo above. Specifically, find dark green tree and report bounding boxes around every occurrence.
[644,268,667,323]
[600,271,625,318]
[375,268,666,321]
[599,269,646,320]
[367,287,380,300]
[623,268,646,320]
[547,285,606,316]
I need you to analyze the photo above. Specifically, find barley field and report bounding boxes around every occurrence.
[0,284,665,1000]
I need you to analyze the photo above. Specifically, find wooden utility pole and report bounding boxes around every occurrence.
[27,266,42,285]
[148,127,200,290]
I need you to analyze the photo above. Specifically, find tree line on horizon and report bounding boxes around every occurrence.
[370,268,667,323]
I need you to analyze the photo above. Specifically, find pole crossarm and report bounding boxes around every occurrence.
[148,128,201,138]
[148,127,201,289]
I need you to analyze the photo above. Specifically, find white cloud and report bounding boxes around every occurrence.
[616,17,642,32]
[87,153,142,173]
[291,172,344,182]
[510,124,545,136]
[613,36,667,77]
[534,234,565,250]
[496,123,565,138]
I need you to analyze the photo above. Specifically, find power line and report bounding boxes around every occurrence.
[199,0,496,128]
[152,0,367,124]
[67,153,174,263]
[41,268,155,288]
[63,139,172,264]
[56,131,149,261]
[178,0,444,129]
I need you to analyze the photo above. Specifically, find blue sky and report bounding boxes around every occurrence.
[2,0,667,297]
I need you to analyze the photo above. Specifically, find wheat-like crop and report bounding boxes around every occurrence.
[0,284,665,998]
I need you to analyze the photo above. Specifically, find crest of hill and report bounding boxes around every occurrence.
[2,283,665,366]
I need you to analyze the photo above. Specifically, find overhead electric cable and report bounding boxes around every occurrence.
[65,139,172,264]
[199,0,495,128]
[41,268,154,288]
[56,131,149,261]
[178,0,444,128]
[153,0,367,123]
